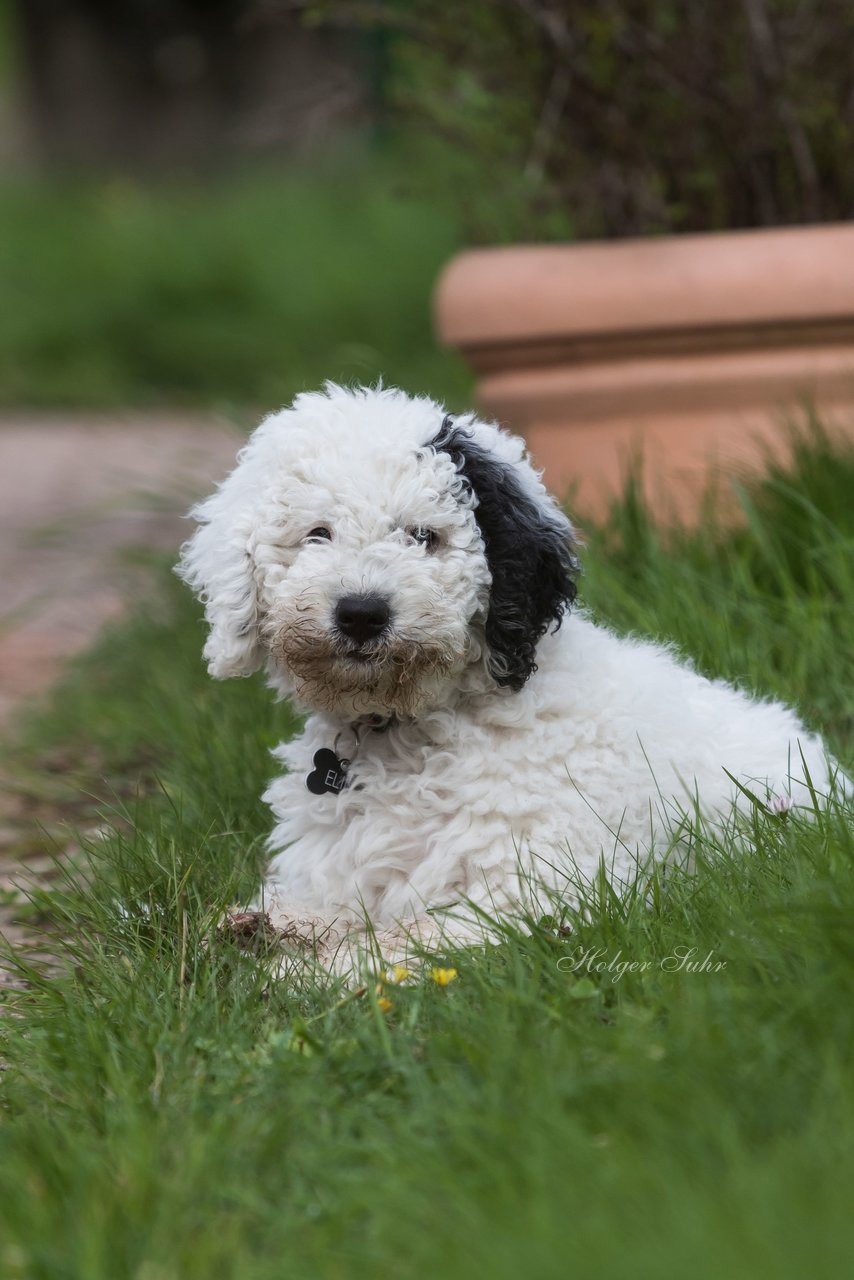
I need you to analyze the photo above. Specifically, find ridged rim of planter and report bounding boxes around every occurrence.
[434,223,854,362]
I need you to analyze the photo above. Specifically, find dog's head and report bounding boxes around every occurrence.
[177,384,579,717]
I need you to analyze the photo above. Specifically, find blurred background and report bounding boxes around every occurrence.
[2,0,854,412]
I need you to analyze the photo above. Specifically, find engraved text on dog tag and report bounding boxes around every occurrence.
[306,748,349,796]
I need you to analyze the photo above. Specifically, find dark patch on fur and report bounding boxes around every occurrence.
[432,416,579,691]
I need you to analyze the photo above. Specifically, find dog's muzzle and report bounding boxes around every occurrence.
[334,593,392,648]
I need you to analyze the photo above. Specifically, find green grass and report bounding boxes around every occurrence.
[0,160,471,410]
[2,426,854,1279]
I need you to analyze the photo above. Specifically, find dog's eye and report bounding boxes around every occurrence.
[306,526,332,542]
[407,527,439,552]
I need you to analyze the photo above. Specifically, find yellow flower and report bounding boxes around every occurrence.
[387,964,413,984]
[430,966,458,987]
[377,996,394,1014]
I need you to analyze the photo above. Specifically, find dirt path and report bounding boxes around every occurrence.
[0,413,244,982]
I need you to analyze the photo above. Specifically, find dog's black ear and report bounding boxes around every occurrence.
[433,416,580,691]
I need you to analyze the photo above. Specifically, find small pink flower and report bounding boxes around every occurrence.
[770,793,795,816]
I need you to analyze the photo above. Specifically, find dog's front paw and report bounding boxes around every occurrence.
[217,909,282,955]
[216,906,344,957]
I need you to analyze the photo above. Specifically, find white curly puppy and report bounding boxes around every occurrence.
[178,383,839,965]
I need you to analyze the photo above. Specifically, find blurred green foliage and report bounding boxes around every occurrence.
[311,0,854,240]
[0,162,472,409]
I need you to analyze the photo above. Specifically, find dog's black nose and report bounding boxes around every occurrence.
[335,594,391,645]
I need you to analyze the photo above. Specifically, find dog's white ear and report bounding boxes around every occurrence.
[176,452,264,680]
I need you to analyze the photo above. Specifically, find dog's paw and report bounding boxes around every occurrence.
[216,909,282,954]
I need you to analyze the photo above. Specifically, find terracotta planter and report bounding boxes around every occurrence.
[434,224,854,519]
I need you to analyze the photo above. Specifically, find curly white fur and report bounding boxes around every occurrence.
[178,383,842,970]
